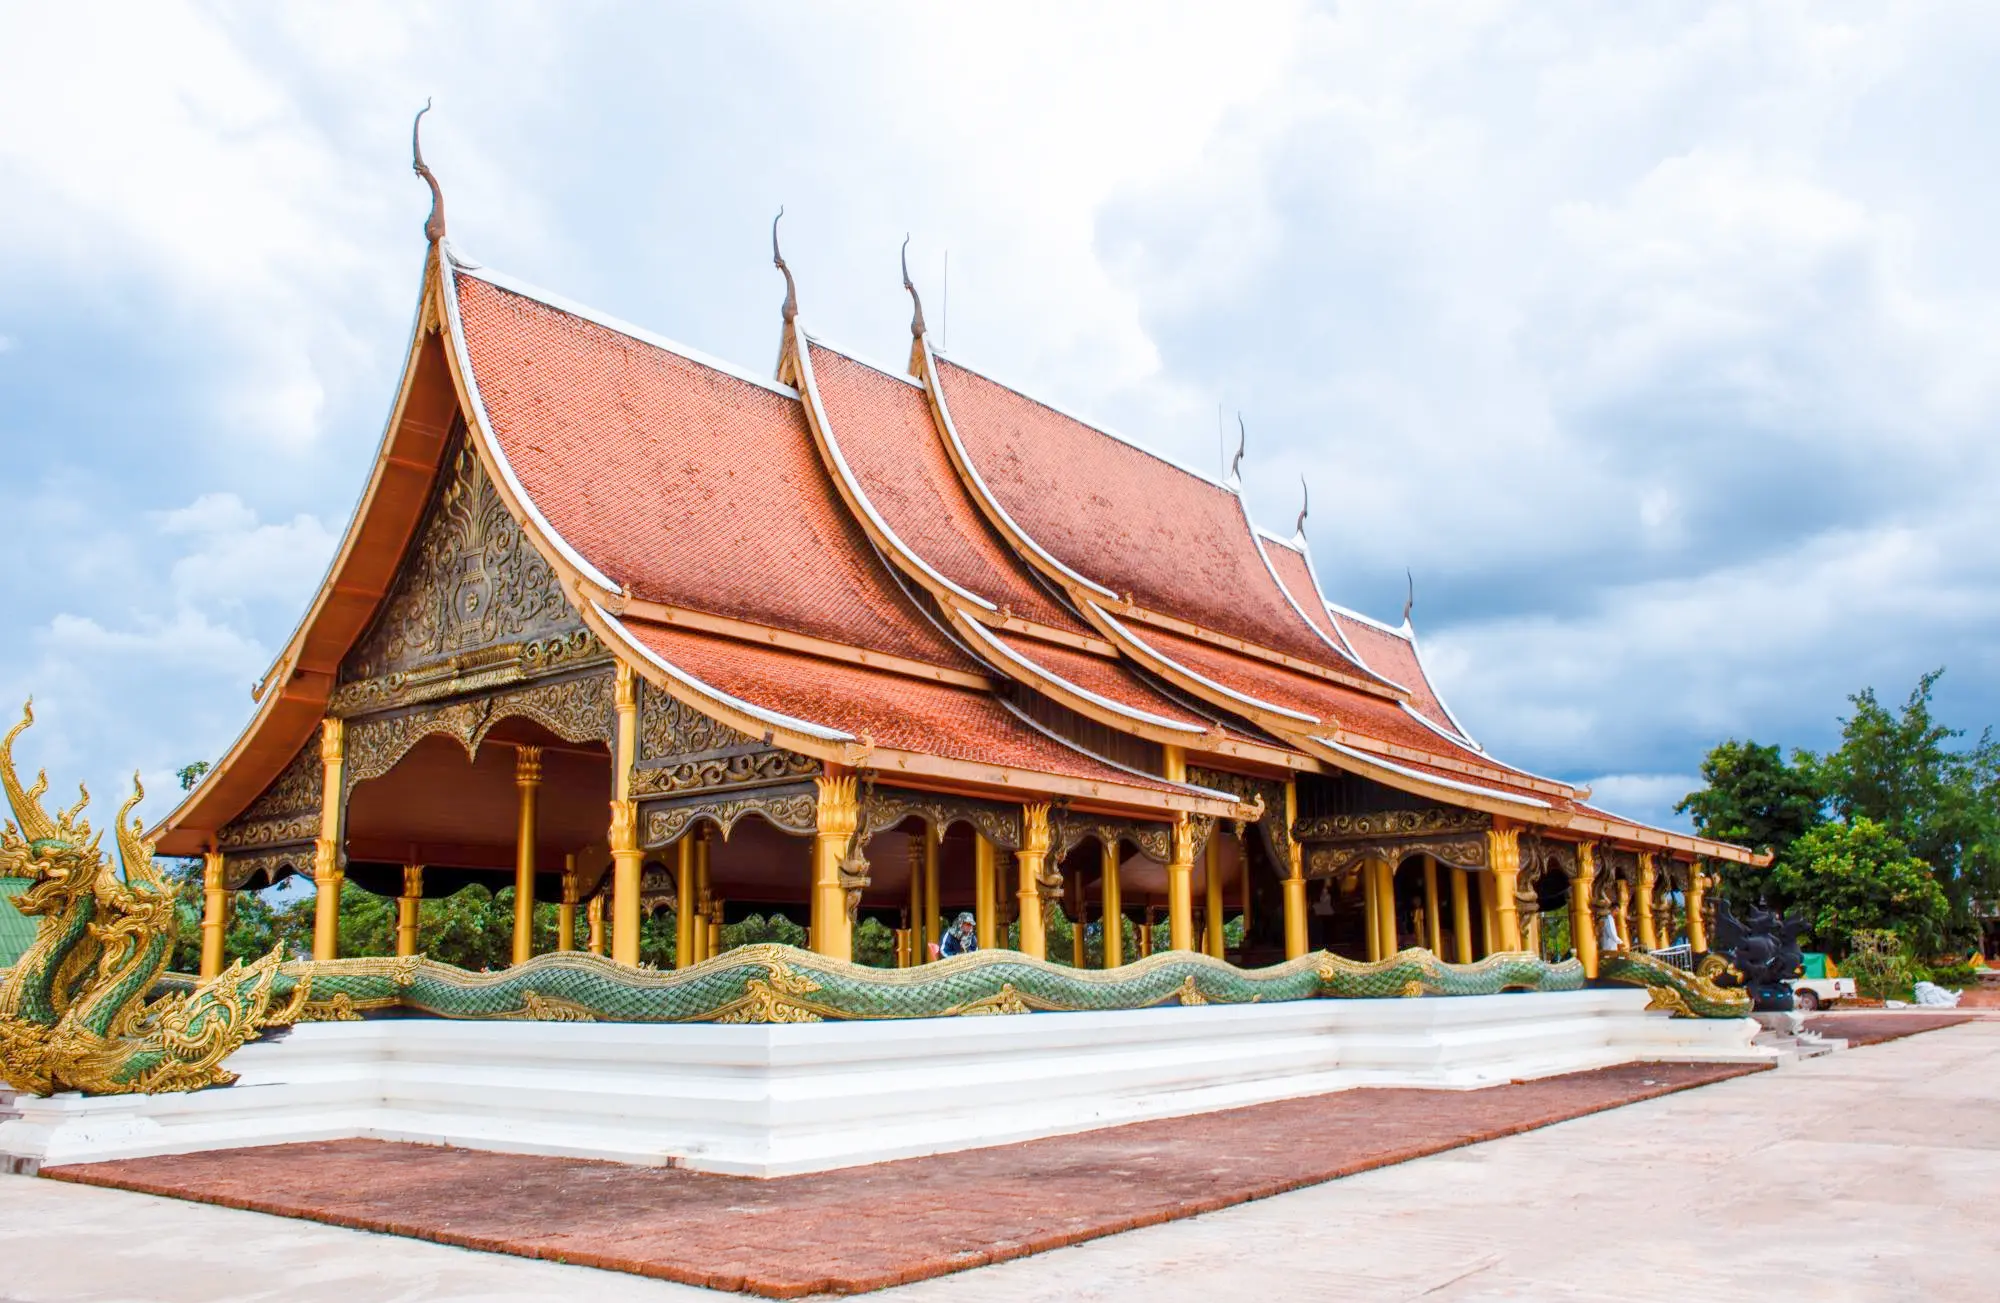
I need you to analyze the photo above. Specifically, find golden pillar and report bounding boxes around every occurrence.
[1239,830,1253,937]
[1281,780,1308,959]
[311,717,346,962]
[1614,878,1631,951]
[511,746,543,967]
[610,664,643,966]
[1477,869,1497,955]
[396,864,423,958]
[1166,816,1197,951]
[1100,839,1124,968]
[1571,842,1599,978]
[811,775,859,962]
[1203,835,1225,958]
[1140,906,1156,957]
[1015,803,1051,959]
[199,849,227,979]
[907,841,926,961]
[674,836,696,969]
[1071,871,1087,968]
[1361,867,1382,962]
[707,899,723,960]
[924,834,941,956]
[974,833,998,949]
[1636,852,1658,951]
[694,842,713,964]
[1487,826,1523,952]
[1380,861,1401,957]
[1423,856,1443,954]
[1688,863,1710,952]
[1450,867,1474,963]
[587,893,605,956]
[556,854,578,951]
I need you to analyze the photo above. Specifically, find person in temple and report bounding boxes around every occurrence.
[939,911,979,957]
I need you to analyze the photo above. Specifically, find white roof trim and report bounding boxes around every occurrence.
[1313,736,1551,810]
[1242,501,1379,678]
[1399,700,1483,753]
[918,338,1120,602]
[993,697,1238,802]
[803,333,925,389]
[446,246,801,400]
[591,602,854,742]
[934,351,1234,492]
[1401,620,1483,749]
[958,617,1207,735]
[1323,596,1406,637]
[439,252,621,595]
[793,327,996,613]
[1090,602,1319,725]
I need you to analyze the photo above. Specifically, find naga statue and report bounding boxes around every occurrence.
[0,705,287,1096]
[1708,901,1806,1012]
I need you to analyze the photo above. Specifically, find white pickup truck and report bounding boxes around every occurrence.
[1786,975,1856,1011]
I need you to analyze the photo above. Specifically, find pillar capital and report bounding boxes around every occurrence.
[614,659,637,712]
[515,744,544,787]
[402,864,424,898]
[320,715,345,764]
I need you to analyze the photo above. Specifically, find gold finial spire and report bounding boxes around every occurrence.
[901,235,927,339]
[0,701,59,847]
[772,207,798,323]
[412,99,446,246]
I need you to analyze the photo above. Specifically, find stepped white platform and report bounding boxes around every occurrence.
[0,989,1765,1177]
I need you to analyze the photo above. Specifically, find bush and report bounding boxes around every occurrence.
[1928,960,1979,989]
[1841,930,1930,1002]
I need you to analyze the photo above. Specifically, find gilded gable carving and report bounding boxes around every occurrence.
[344,423,581,684]
[638,682,752,760]
[217,741,321,851]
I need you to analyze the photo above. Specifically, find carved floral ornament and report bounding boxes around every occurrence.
[218,742,322,851]
[1187,766,1291,866]
[858,789,1025,852]
[343,423,583,685]
[1306,836,1488,879]
[640,784,820,849]
[342,672,615,793]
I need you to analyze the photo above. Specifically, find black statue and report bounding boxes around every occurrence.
[1708,902,1806,1012]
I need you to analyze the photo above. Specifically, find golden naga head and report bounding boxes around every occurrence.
[0,701,101,879]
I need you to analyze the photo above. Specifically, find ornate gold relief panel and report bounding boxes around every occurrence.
[1189,766,1291,868]
[1305,835,1489,879]
[1292,802,1491,879]
[640,783,820,849]
[631,681,819,798]
[859,789,1026,852]
[343,421,582,685]
[217,740,322,851]
[343,671,615,792]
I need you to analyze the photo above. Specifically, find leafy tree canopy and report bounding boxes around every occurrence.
[1773,817,1950,956]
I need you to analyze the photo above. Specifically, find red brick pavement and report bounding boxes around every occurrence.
[47,1062,1761,1298]
[1806,1011,1977,1045]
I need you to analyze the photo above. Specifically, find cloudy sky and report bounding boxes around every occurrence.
[3,1,1997,836]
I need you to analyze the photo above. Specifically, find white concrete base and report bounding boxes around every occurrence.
[0,990,1765,1177]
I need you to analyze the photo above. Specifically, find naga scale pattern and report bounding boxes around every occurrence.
[267,945,1588,1025]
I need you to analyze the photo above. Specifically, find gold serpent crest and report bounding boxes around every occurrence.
[0,705,288,1095]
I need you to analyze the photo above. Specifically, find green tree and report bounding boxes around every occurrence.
[1772,817,1950,956]
[1676,739,1824,906]
[1813,670,2000,937]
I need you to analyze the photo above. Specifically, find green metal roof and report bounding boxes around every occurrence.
[0,879,33,969]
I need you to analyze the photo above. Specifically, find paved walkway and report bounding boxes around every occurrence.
[3,1021,1996,1301]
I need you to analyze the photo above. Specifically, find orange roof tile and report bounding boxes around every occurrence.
[804,342,1085,634]
[614,617,1190,795]
[454,272,976,674]
[982,628,1217,733]
[932,358,1370,674]
[1327,608,1470,743]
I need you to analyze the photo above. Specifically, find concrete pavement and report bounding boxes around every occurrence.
[2,1021,1994,1301]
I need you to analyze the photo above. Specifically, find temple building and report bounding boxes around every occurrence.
[151,177,1758,983]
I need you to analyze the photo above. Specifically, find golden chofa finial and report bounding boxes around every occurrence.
[0,700,61,847]
[901,234,927,339]
[412,98,446,245]
[772,207,798,323]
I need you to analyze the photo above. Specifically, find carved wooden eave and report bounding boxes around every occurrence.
[150,253,464,856]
